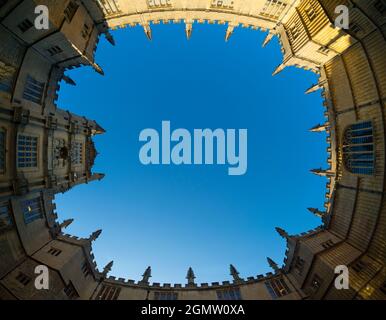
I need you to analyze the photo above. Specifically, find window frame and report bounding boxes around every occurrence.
[16,133,39,170]
[343,121,375,176]
[22,196,44,225]
[216,287,242,300]
[0,127,6,174]
[265,277,291,299]
[71,140,84,166]
[0,200,13,231]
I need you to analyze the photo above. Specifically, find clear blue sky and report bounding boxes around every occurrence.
[56,23,327,284]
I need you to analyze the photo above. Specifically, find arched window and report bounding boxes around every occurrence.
[343,121,375,175]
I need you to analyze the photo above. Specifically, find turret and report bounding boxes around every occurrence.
[92,62,104,76]
[59,219,73,230]
[143,24,152,41]
[88,229,102,242]
[186,267,196,287]
[89,173,105,182]
[62,75,76,86]
[230,264,241,282]
[140,266,152,285]
[309,123,328,133]
[310,168,334,177]
[262,32,274,47]
[101,261,114,278]
[225,25,234,42]
[104,31,115,46]
[275,227,290,239]
[185,22,193,40]
[267,257,280,273]
[305,83,321,94]
[272,63,286,76]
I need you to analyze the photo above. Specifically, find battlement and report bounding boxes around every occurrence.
[100,271,278,291]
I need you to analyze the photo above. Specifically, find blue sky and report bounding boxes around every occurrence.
[56,23,327,284]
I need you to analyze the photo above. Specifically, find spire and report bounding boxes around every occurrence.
[88,229,102,242]
[143,25,152,41]
[307,207,326,218]
[91,121,106,135]
[230,264,241,282]
[225,25,234,42]
[102,260,114,277]
[305,83,321,94]
[186,267,196,286]
[272,63,286,76]
[267,257,280,273]
[262,32,274,47]
[185,23,193,40]
[92,62,104,76]
[104,31,115,46]
[275,227,289,239]
[62,75,76,86]
[310,168,334,177]
[141,266,152,284]
[68,42,103,76]
[59,219,73,229]
[89,173,105,182]
[309,123,328,132]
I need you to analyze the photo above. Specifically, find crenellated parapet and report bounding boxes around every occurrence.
[1,0,386,300]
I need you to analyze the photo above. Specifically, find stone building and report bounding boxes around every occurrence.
[0,0,385,300]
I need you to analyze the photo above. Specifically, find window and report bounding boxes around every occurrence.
[305,4,317,21]
[64,1,79,22]
[343,121,375,175]
[81,24,91,39]
[23,75,45,104]
[265,278,290,299]
[380,281,386,295]
[289,24,300,40]
[96,284,121,300]
[0,62,14,93]
[210,0,234,10]
[17,19,33,33]
[22,197,43,224]
[48,247,62,257]
[216,287,242,300]
[260,0,287,20]
[81,261,92,277]
[0,129,5,173]
[17,135,38,168]
[154,291,178,300]
[0,201,12,230]
[352,260,367,273]
[294,257,305,275]
[16,272,31,286]
[350,23,363,35]
[47,45,63,56]
[321,239,334,249]
[318,46,330,55]
[64,281,79,299]
[97,0,121,16]
[374,0,386,16]
[310,274,322,292]
[71,142,83,165]
[148,0,172,8]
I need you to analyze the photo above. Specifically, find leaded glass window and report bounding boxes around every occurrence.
[343,121,375,175]
[22,197,43,224]
[17,135,38,168]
